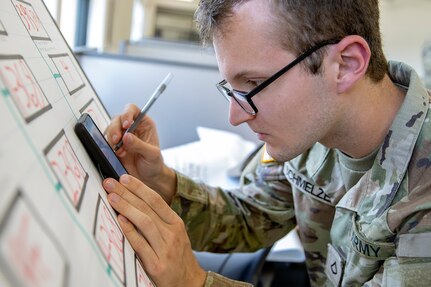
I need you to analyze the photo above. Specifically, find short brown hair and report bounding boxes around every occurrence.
[195,0,387,82]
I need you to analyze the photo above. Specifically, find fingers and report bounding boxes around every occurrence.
[104,175,176,225]
[116,214,158,264]
[103,176,163,227]
[121,133,162,162]
[104,115,122,145]
[118,175,178,224]
[103,176,206,287]
[106,187,166,252]
[120,103,141,129]
[104,104,140,147]
[116,202,204,287]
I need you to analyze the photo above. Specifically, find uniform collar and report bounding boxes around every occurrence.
[362,61,429,216]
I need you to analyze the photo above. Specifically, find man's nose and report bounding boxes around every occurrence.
[228,100,255,126]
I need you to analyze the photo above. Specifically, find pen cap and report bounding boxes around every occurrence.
[162,73,173,87]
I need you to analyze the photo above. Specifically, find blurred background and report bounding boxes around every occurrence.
[45,0,431,148]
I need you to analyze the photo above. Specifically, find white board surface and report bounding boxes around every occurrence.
[0,1,154,286]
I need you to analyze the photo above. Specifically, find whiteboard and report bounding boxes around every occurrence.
[0,1,154,286]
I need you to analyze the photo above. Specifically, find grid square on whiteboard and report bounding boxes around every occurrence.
[49,53,85,95]
[94,196,126,285]
[0,55,52,123]
[0,191,69,287]
[44,130,88,211]
[11,0,51,41]
[80,98,110,133]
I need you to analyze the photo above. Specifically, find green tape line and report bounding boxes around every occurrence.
[55,182,62,192]
[1,88,10,97]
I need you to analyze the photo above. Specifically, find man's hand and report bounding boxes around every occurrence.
[103,174,207,287]
[105,104,176,203]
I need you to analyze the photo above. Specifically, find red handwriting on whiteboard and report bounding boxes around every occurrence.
[95,200,125,283]
[46,132,87,209]
[59,59,69,71]
[0,57,49,121]
[59,58,76,82]
[1,195,67,287]
[14,0,42,32]
[7,211,52,287]
[50,54,84,95]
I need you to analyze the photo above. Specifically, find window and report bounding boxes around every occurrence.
[43,0,80,48]
[154,7,199,43]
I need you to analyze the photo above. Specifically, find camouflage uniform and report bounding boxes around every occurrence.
[171,61,431,287]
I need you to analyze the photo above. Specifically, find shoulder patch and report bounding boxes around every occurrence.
[261,145,276,163]
[397,232,431,258]
[325,244,345,287]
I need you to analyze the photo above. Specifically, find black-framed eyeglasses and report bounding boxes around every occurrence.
[216,38,341,115]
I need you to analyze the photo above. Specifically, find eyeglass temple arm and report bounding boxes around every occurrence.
[248,38,341,96]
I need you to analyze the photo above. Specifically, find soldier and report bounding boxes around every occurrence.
[103,0,431,286]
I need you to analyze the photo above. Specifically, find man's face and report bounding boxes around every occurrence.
[213,0,341,162]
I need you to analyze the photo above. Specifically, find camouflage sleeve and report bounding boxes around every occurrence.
[363,206,431,286]
[379,209,431,286]
[204,271,252,287]
[170,146,296,252]
[362,230,431,285]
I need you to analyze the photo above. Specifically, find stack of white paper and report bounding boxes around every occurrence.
[162,126,257,189]
[266,229,306,263]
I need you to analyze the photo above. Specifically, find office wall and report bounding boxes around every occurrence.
[380,0,431,77]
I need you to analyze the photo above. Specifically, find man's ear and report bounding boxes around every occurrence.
[334,35,371,93]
